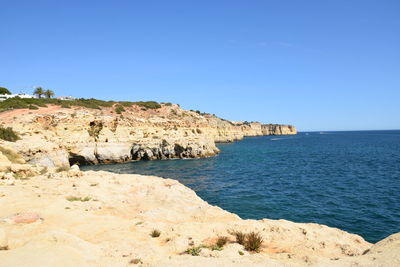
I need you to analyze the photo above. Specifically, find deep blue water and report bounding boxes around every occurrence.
[82,130,400,243]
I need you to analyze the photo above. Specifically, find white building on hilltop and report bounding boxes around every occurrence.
[0,93,37,101]
[56,96,76,101]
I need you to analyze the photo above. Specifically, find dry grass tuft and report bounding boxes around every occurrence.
[150,229,161,238]
[66,196,91,202]
[244,231,263,252]
[216,236,229,248]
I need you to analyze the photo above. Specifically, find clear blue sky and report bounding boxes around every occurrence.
[1,0,399,131]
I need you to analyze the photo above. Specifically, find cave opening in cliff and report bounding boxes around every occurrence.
[69,153,91,166]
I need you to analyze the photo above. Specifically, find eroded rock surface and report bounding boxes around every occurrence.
[2,104,396,266]
[0,104,296,167]
[1,169,397,267]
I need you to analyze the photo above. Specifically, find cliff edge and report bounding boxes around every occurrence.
[0,103,296,167]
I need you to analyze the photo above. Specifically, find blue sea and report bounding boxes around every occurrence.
[82,130,400,243]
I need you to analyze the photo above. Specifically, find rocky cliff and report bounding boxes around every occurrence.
[0,103,296,167]
[0,104,398,267]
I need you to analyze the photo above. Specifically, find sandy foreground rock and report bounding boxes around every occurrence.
[0,166,399,267]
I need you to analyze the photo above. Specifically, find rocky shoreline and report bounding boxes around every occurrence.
[1,104,398,266]
[0,103,295,167]
[0,160,398,266]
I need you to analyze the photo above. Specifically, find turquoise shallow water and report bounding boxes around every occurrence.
[83,130,400,243]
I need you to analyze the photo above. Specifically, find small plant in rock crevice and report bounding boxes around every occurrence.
[150,229,161,238]
[216,236,229,248]
[66,196,91,202]
[230,230,246,245]
[115,104,125,114]
[129,258,142,264]
[244,231,263,252]
[229,230,263,252]
[56,166,70,172]
[185,246,202,256]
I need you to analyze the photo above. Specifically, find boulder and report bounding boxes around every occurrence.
[28,150,70,168]
[95,142,132,163]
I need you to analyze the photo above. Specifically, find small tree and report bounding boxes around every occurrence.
[44,89,55,98]
[0,87,11,95]
[34,87,44,98]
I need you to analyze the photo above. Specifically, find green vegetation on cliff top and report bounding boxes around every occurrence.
[0,97,161,112]
[0,87,11,95]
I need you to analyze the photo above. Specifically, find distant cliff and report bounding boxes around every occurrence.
[0,103,296,167]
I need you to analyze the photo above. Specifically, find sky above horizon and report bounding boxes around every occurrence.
[1,0,399,131]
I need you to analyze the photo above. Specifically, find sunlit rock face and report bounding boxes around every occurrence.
[0,103,295,167]
[1,168,395,267]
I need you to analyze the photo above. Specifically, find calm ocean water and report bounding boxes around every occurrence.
[82,130,400,243]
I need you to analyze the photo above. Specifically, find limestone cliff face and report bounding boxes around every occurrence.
[0,104,296,167]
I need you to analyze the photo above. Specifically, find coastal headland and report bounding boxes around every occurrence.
[0,102,399,266]
[0,102,296,167]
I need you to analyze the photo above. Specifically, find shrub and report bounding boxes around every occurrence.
[0,87,11,95]
[66,196,91,202]
[134,101,161,109]
[0,126,20,142]
[35,101,48,107]
[208,244,223,251]
[40,167,48,175]
[0,98,28,111]
[28,104,38,110]
[14,172,34,180]
[244,231,263,252]
[73,99,101,109]
[232,231,246,245]
[61,102,71,108]
[216,236,229,248]
[186,246,202,256]
[119,101,134,107]
[129,258,142,264]
[115,105,125,114]
[56,166,70,172]
[150,229,161,238]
